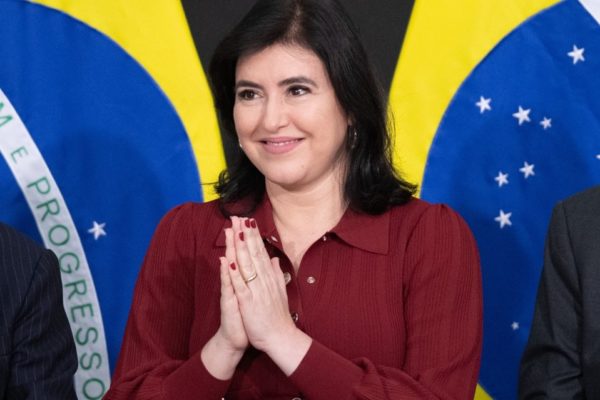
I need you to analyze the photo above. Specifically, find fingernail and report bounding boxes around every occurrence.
[239,232,244,241]
[250,219,257,228]
[244,219,251,228]
[230,262,236,270]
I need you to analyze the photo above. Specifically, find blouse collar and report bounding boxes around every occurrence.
[215,195,390,255]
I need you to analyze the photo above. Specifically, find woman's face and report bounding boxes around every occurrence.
[233,43,350,192]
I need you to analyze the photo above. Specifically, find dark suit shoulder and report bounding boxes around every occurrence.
[551,186,600,249]
[559,185,600,218]
[519,187,600,398]
[0,223,50,332]
[0,223,77,398]
[0,222,46,270]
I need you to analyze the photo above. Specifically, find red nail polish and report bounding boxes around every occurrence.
[230,262,236,270]
[239,232,244,241]
[244,219,251,228]
[250,219,257,228]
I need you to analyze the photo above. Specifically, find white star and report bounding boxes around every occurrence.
[519,161,535,179]
[511,321,520,331]
[540,117,552,130]
[567,45,585,65]
[495,210,512,229]
[513,106,531,125]
[494,171,509,187]
[596,154,600,160]
[88,221,107,240]
[476,96,492,113]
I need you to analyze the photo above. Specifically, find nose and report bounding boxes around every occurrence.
[261,96,289,132]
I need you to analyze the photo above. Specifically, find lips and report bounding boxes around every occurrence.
[260,137,304,154]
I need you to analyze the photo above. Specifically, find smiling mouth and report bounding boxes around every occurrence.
[261,138,303,145]
[260,138,304,154]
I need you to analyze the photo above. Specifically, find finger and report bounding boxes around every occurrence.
[232,218,257,283]
[230,215,241,231]
[221,257,248,319]
[224,228,237,264]
[249,218,271,263]
[220,256,234,297]
[227,251,253,304]
[225,227,244,289]
[243,218,271,277]
[271,257,288,300]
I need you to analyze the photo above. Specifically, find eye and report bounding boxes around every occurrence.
[288,85,310,96]
[237,89,259,101]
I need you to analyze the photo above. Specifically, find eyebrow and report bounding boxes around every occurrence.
[279,76,317,87]
[235,76,318,91]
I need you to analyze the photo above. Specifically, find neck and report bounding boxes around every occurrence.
[266,175,347,235]
[266,173,346,270]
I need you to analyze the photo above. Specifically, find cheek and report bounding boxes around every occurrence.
[308,99,348,138]
[322,111,349,147]
[233,105,255,138]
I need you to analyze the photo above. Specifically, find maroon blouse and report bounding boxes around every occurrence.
[105,196,482,399]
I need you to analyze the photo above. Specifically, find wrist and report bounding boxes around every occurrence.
[263,326,312,376]
[200,332,245,380]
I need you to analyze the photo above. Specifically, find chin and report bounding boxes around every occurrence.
[267,177,303,189]
[264,172,306,190]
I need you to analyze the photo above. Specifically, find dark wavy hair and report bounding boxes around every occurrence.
[209,0,416,216]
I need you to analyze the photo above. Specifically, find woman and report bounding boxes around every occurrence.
[105,0,482,399]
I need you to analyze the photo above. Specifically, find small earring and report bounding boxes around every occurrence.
[349,126,358,149]
[238,141,243,149]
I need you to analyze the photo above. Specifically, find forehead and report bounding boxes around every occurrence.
[235,43,329,82]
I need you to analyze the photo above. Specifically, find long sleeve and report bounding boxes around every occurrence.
[288,205,483,400]
[519,202,583,399]
[4,248,78,399]
[105,204,231,399]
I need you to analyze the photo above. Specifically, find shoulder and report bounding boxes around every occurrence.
[549,185,600,234]
[391,199,481,286]
[386,198,478,260]
[147,199,227,251]
[0,223,47,273]
[558,185,600,219]
[0,224,57,322]
[388,197,473,235]
[156,199,225,230]
[548,185,600,251]
[0,222,44,253]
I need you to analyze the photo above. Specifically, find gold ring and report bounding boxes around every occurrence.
[244,271,258,283]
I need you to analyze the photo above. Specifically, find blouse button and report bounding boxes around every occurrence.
[283,272,292,285]
[322,235,327,241]
[291,312,299,323]
[307,276,316,284]
[292,397,302,400]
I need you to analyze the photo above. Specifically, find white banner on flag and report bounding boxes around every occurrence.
[0,88,111,399]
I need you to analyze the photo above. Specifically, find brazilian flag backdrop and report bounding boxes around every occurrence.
[2,0,599,399]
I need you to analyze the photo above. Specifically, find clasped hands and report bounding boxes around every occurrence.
[215,216,305,363]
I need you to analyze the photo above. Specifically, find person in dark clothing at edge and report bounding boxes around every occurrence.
[0,222,77,399]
